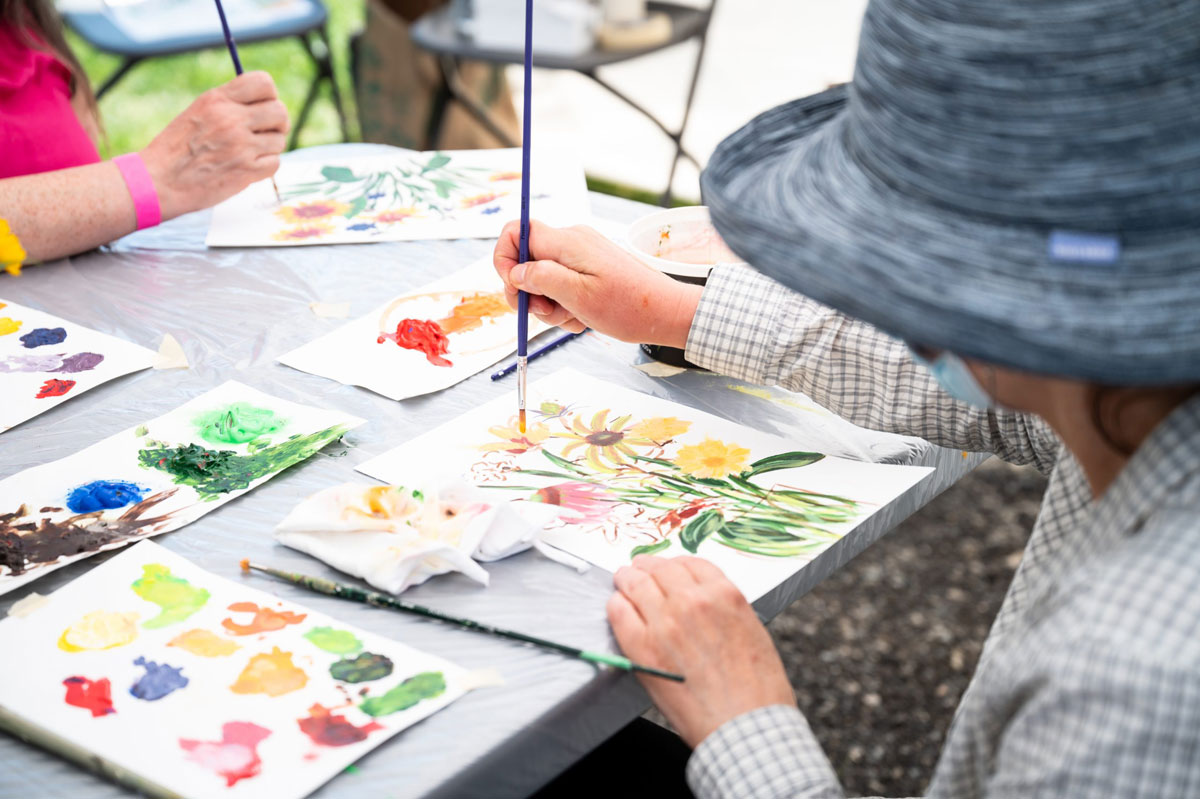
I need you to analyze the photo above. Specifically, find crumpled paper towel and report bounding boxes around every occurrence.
[275,481,541,594]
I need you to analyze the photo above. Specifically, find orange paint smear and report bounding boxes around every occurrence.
[378,319,452,367]
[169,628,240,657]
[437,292,513,335]
[230,647,308,697]
[221,602,307,636]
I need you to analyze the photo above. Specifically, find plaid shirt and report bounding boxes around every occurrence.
[682,264,1200,799]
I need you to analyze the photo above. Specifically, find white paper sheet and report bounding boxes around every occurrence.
[0,381,364,596]
[0,299,156,433]
[357,369,934,601]
[0,542,471,799]
[104,0,313,44]
[278,258,551,400]
[206,147,590,247]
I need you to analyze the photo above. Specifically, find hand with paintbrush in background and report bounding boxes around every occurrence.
[0,0,289,263]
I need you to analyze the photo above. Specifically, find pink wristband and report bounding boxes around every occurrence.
[113,153,162,230]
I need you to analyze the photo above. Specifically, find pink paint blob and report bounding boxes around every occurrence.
[179,721,271,787]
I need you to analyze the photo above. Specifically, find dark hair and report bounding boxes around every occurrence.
[2,0,97,115]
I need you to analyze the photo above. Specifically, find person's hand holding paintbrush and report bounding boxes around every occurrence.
[493,219,703,348]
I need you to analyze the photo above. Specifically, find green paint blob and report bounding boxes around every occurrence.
[359,671,445,717]
[131,564,211,629]
[304,626,363,655]
[137,424,349,500]
[194,403,286,445]
[330,652,393,683]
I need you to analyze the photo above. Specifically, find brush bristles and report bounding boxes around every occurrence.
[239,558,250,573]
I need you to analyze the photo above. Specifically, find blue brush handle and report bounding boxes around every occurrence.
[516,0,533,358]
[213,0,244,74]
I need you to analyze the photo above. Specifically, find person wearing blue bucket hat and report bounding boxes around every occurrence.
[502,0,1200,796]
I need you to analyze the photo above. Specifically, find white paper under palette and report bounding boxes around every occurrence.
[0,381,364,596]
[358,369,933,601]
[206,146,590,247]
[0,298,156,432]
[278,257,551,400]
[0,541,471,799]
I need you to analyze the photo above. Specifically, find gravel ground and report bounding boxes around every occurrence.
[766,457,1048,796]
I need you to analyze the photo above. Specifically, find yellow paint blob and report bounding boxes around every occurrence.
[168,628,240,658]
[0,317,21,336]
[230,647,308,697]
[727,384,819,414]
[58,610,140,652]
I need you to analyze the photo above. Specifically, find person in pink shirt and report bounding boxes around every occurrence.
[0,0,289,261]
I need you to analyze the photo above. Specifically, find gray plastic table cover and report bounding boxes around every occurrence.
[0,145,983,799]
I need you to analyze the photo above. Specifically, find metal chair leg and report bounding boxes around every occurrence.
[95,57,142,100]
[661,5,715,206]
[438,55,520,147]
[316,25,350,142]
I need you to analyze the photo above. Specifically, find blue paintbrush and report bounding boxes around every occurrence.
[492,329,585,380]
[212,0,281,204]
[516,0,533,433]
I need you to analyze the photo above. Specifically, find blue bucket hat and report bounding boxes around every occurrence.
[701,0,1200,385]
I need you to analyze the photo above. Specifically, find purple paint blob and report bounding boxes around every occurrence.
[129,656,188,701]
[19,327,67,348]
[53,352,104,373]
[0,353,63,373]
[66,480,149,513]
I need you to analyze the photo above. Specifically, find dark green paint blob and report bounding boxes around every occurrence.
[137,425,349,500]
[359,671,445,716]
[193,403,286,445]
[330,652,394,684]
[304,626,363,655]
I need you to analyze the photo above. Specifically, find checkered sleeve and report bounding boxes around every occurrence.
[686,705,845,799]
[685,265,1060,472]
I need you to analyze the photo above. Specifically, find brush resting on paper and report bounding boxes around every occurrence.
[239,560,685,682]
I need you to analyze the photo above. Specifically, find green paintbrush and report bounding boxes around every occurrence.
[240,560,685,683]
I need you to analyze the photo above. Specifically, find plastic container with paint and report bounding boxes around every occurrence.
[627,206,745,368]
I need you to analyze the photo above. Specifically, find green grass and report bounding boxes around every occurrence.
[69,0,365,158]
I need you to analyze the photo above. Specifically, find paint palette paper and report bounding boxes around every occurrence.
[0,381,364,596]
[0,541,471,799]
[278,258,550,400]
[357,369,934,601]
[0,298,156,433]
[205,146,590,247]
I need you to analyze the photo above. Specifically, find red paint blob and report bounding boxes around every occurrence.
[62,676,116,717]
[179,721,271,787]
[36,378,76,399]
[297,703,382,747]
[377,319,452,367]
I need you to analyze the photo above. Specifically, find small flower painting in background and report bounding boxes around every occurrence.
[275,200,351,224]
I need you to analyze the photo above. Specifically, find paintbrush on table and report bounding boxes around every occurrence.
[240,560,685,683]
[491,329,585,380]
[212,0,283,205]
[515,0,534,433]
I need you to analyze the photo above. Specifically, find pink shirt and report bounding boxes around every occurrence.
[0,24,100,180]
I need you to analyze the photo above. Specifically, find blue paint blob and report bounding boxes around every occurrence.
[66,480,149,514]
[481,206,501,215]
[346,222,377,232]
[129,656,188,701]
[19,327,67,348]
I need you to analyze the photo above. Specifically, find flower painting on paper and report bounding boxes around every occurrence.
[356,369,936,602]
[207,146,590,248]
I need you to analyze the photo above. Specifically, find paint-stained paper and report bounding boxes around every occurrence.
[0,299,156,433]
[0,542,471,799]
[205,146,590,247]
[358,369,934,602]
[0,381,364,596]
[278,258,551,400]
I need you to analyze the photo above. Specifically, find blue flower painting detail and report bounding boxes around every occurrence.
[481,206,501,215]
[346,222,378,232]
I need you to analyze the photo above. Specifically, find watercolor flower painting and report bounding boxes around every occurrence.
[206,146,590,248]
[356,369,935,601]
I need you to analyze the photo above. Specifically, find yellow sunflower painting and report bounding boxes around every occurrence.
[480,416,550,455]
[374,207,423,225]
[275,200,351,224]
[629,416,691,444]
[674,437,751,479]
[556,410,657,472]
